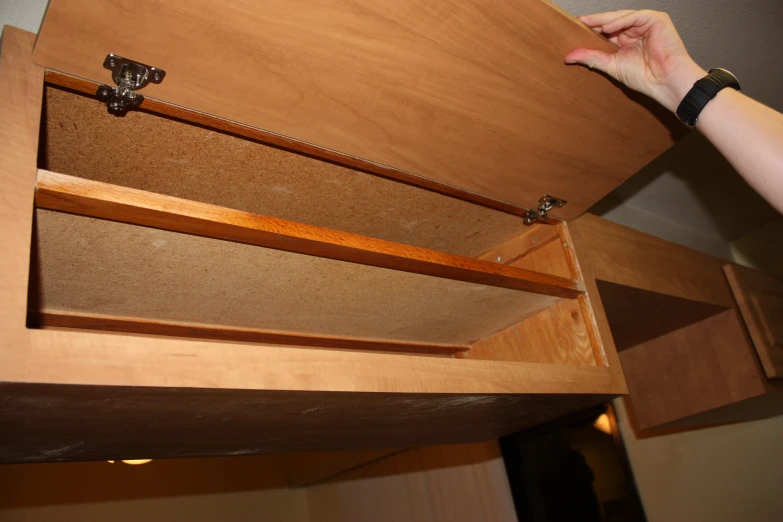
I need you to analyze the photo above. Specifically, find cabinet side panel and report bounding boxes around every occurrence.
[0,28,44,376]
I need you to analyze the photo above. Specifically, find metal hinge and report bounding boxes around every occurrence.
[523,195,567,225]
[96,54,166,115]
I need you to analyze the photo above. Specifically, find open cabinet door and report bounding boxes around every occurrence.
[32,0,679,219]
[725,264,783,379]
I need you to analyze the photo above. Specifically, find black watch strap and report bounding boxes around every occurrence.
[676,68,740,127]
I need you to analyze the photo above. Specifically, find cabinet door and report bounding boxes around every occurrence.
[32,0,678,219]
[724,264,783,379]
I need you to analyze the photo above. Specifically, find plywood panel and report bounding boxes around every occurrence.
[570,214,736,307]
[0,382,616,463]
[43,86,527,257]
[478,224,559,263]
[30,311,466,356]
[619,310,767,430]
[724,264,783,379]
[32,210,562,345]
[596,280,727,351]
[464,299,596,366]
[0,28,42,330]
[509,239,572,279]
[33,0,679,219]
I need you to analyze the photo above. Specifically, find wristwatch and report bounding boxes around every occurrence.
[675,68,740,128]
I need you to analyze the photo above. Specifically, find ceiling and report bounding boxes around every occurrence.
[556,0,783,257]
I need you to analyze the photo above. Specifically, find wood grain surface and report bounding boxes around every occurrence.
[465,223,602,366]
[33,0,680,219]
[620,310,767,430]
[569,215,783,429]
[0,28,42,334]
[30,311,467,356]
[596,280,727,351]
[465,299,596,366]
[569,214,737,307]
[1,28,625,463]
[508,239,573,279]
[724,264,783,379]
[35,170,584,298]
[42,84,529,256]
[478,224,561,267]
[0,382,616,463]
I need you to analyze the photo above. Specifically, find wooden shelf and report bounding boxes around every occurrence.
[32,169,587,354]
[36,170,584,299]
[28,311,468,356]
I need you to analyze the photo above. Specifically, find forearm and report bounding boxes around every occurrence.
[695,88,783,213]
[565,9,783,213]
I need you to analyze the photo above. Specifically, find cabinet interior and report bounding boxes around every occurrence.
[28,84,601,366]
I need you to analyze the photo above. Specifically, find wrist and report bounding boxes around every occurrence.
[657,58,707,112]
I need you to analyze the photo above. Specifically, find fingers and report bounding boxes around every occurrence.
[564,48,616,78]
[578,10,634,29]
[602,10,661,35]
[579,10,667,38]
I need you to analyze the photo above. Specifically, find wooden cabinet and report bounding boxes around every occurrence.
[0,0,678,463]
[572,216,783,432]
[725,264,783,379]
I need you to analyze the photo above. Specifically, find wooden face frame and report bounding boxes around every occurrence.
[0,27,627,463]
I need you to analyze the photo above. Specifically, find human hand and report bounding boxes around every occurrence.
[565,10,706,112]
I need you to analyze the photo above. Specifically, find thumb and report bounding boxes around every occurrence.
[565,48,616,77]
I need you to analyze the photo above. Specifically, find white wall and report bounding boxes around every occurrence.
[0,0,47,34]
[731,217,783,278]
[0,490,310,522]
[615,399,783,522]
[307,444,516,522]
[0,444,515,522]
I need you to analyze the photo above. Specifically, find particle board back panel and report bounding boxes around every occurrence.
[42,86,527,258]
[32,210,561,345]
[34,0,679,219]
